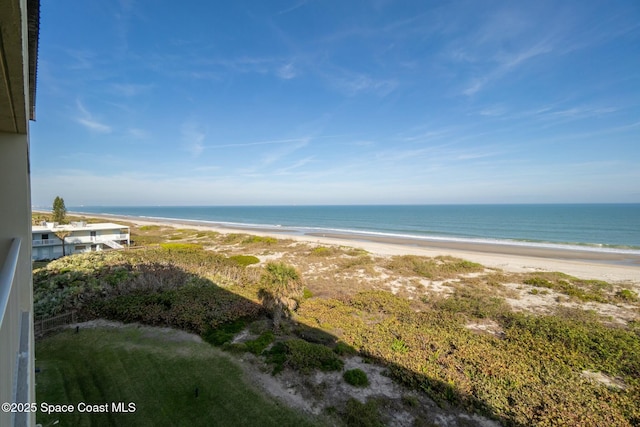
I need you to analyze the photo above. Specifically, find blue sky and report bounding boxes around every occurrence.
[31,0,640,206]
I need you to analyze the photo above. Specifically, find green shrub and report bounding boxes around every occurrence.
[343,247,369,257]
[244,331,275,355]
[343,369,369,387]
[229,255,260,266]
[436,290,510,319]
[303,288,314,299]
[159,242,202,251]
[265,342,288,375]
[523,273,610,303]
[617,289,638,302]
[334,341,357,356]
[139,225,161,231]
[285,339,344,374]
[342,398,384,427]
[311,246,333,256]
[401,394,418,408]
[350,291,411,315]
[203,319,247,346]
[386,255,483,279]
[243,236,277,245]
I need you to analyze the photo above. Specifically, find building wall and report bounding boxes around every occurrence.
[0,132,34,426]
[1,0,38,423]
[31,227,130,260]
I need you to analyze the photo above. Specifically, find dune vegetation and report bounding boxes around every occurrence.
[33,217,640,426]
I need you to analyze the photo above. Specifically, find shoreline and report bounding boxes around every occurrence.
[54,210,640,285]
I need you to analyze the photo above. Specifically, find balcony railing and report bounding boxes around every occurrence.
[0,238,32,427]
[31,238,56,246]
[32,235,130,246]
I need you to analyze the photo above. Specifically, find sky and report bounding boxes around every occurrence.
[30,0,640,206]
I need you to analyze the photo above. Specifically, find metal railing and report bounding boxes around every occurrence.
[31,238,56,246]
[0,238,32,427]
[32,235,130,246]
[34,311,77,337]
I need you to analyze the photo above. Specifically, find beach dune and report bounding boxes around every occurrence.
[67,211,640,285]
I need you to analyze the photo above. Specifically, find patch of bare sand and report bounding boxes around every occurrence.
[240,353,499,427]
[255,252,286,264]
[465,319,505,338]
[581,370,627,390]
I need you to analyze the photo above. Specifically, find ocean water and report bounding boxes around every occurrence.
[69,204,640,254]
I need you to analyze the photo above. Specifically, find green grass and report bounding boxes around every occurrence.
[36,327,321,427]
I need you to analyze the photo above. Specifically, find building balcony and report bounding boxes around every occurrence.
[0,238,32,427]
[31,238,56,246]
[32,234,130,246]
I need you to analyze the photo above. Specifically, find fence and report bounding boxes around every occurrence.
[34,311,77,337]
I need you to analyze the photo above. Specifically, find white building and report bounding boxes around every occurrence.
[1,0,39,425]
[32,222,130,261]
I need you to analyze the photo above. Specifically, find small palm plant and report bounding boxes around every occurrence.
[258,262,304,329]
[53,229,71,257]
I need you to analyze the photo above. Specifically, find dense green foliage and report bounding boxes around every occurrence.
[33,247,262,319]
[265,339,344,375]
[285,339,345,373]
[89,285,262,335]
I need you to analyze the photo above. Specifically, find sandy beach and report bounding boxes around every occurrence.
[65,211,640,285]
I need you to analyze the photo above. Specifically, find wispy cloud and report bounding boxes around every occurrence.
[75,100,112,133]
[462,41,553,96]
[63,49,96,70]
[208,137,309,149]
[181,121,206,157]
[127,128,150,139]
[111,83,153,97]
[477,106,508,117]
[277,63,297,79]
[331,72,398,96]
[274,156,315,174]
[549,106,617,119]
[260,138,309,167]
[276,0,310,16]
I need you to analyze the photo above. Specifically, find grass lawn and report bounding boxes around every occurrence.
[35,326,321,427]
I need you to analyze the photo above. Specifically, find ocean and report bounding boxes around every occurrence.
[68,204,640,255]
